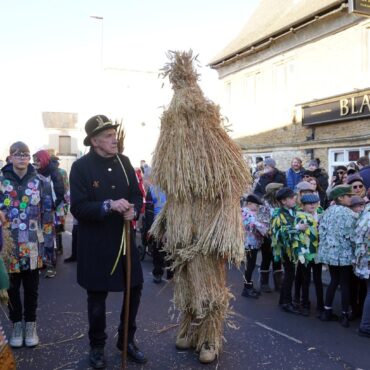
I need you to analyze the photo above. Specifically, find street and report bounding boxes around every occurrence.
[1,220,369,370]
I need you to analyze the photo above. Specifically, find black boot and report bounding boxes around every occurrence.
[116,338,147,364]
[319,308,338,322]
[241,282,259,299]
[273,270,284,291]
[340,312,350,328]
[56,233,63,255]
[259,270,272,293]
[89,347,106,369]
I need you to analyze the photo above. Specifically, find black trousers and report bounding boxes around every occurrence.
[87,284,142,348]
[299,262,324,309]
[325,265,352,312]
[350,271,368,315]
[152,239,173,279]
[280,260,295,305]
[8,269,40,323]
[260,237,282,272]
[71,224,78,259]
[244,249,258,283]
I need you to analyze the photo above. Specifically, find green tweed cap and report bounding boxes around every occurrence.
[329,185,354,200]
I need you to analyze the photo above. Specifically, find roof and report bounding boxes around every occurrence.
[210,0,345,66]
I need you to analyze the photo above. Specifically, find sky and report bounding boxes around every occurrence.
[0,0,259,165]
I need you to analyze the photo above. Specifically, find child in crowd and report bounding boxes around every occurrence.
[293,193,323,316]
[350,196,366,214]
[258,183,284,292]
[241,194,268,298]
[0,142,55,348]
[317,185,358,327]
[271,187,307,314]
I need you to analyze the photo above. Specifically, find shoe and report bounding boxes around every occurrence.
[9,322,23,348]
[281,303,300,314]
[358,329,370,338]
[127,342,147,364]
[89,347,106,369]
[44,268,56,278]
[153,274,162,284]
[25,322,39,347]
[241,283,259,299]
[315,307,324,318]
[175,335,191,350]
[64,256,76,263]
[319,308,338,322]
[339,312,350,328]
[199,342,216,364]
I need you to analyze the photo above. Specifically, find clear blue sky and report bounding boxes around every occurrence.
[0,0,259,161]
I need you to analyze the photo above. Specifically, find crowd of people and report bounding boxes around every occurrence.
[241,155,370,335]
[2,126,370,368]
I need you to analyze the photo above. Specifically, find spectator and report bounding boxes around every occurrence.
[303,160,329,193]
[358,156,370,190]
[254,158,286,198]
[286,157,305,191]
[347,162,359,175]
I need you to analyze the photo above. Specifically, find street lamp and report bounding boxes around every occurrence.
[90,15,104,70]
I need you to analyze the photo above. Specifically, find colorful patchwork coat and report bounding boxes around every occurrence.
[292,211,319,264]
[354,204,370,279]
[0,164,55,273]
[241,207,269,250]
[271,207,297,262]
[316,205,357,266]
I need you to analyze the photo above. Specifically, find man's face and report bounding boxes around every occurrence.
[338,194,352,206]
[11,152,31,171]
[91,128,118,157]
[291,159,301,171]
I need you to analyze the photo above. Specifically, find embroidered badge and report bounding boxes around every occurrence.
[93,181,100,188]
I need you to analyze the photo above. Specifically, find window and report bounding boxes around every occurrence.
[329,147,370,175]
[59,136,71,155]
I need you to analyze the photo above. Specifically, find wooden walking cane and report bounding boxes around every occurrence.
[122,220,131,369]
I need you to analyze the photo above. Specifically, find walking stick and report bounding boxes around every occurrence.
[122,220,131,369]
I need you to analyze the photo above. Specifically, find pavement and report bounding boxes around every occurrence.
[0,218,369,370]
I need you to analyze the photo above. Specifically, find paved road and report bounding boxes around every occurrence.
[1,221,369,370]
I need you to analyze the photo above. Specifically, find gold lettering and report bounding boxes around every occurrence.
[359,94,370,113]
[340,99,349,116]
[351,97,359,114]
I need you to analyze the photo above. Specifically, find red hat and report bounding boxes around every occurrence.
[33,150,51,170]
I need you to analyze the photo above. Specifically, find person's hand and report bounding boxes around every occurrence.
[123,204,135,220]
[297,222,308,231]
[110,198,132,214]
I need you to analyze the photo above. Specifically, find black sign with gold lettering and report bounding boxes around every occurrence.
[349,0,370,17]
[302,92,370,126]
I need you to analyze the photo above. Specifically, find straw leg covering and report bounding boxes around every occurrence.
[174,254,232,355]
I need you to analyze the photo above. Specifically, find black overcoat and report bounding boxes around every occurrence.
[70,150,143,292]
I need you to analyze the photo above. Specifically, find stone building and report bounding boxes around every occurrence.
[210,0,370,174]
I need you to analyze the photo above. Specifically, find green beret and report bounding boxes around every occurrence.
[329,185,354,200]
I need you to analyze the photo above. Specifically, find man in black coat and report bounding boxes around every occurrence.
[70,115,146,368]
[254,158,286,197]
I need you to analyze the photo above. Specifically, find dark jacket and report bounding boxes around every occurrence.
[286,167,305,190]
[254,169,286,198]
[360,165,370,190]
[70,150,143,292]
[38,160,65,208]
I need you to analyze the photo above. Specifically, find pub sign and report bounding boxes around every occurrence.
[302,90,370,126]
[349,0,370,17]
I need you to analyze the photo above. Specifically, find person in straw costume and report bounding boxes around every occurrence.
[150,50,251,364]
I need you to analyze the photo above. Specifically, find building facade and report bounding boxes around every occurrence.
[210,0,370,174]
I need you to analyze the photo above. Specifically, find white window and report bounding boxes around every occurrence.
[244,72,260,106]
[328,146,370,175]
[59,135,71,155]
